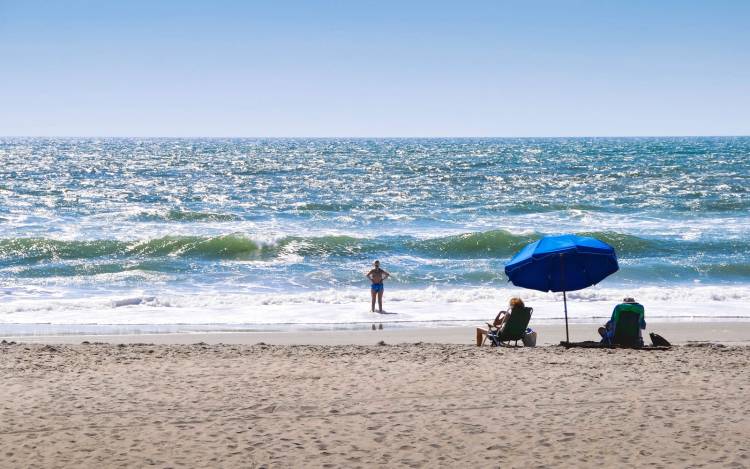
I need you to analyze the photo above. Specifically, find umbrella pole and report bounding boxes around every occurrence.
[563,290,569,343]
[560,253,569,343]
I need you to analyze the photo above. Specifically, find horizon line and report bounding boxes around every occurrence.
[1,134,748,139]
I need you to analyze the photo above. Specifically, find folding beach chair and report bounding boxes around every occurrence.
[487,307,533,347]
[610,309,643,347]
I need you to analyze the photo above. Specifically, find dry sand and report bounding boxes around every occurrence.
[1,340,748,468]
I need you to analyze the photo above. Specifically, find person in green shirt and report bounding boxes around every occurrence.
[598,297,646,345]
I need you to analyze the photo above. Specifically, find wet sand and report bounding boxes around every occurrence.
[3,321,750,346]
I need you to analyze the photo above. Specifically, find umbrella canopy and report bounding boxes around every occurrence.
[504,234,619,343]
[504,235,618,292]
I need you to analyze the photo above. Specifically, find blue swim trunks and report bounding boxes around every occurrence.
[371,282,384,293]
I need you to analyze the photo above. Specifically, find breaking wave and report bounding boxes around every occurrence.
[1,230,747,267]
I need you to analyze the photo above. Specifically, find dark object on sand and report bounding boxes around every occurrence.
[649,332,672,347]
[559,340,602,348]
[559,341,670,350]
[504,235,619,343]
[487,307,533,347]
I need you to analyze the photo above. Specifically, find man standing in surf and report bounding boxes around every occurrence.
[366,260,390,313]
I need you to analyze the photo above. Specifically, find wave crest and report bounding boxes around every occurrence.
[0,235,268,263]
[1,230,747,267]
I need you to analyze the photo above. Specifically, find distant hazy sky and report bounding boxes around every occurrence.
[1,0,748,137]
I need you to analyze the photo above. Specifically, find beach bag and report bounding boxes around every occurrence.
[522,328,537,347]
[649,332,671,347]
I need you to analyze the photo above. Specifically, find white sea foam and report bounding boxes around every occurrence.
[6,206,747,245]
[1,285,748,331]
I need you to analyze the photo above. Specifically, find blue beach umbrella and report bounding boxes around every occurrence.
[504,234,619,343]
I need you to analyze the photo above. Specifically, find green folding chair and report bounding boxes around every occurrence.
[610,309,643,347]
[487,307,533,347]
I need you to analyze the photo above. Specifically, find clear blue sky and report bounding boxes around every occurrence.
[1,0,748,137]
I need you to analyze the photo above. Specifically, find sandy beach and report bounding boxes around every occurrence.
[2,326,749,468]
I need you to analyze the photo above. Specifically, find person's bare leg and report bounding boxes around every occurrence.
[371,290,376,312]
[377,290,384,312]
[476,328,485,346]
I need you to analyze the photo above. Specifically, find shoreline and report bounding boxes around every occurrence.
[3,320,750,346]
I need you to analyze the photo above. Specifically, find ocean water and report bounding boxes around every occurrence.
[1,137,749,333]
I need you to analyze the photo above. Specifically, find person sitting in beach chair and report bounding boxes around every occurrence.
[598,297,646,347]
[476,297,532,346]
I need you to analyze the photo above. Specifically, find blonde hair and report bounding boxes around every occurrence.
[509,297,525,310]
